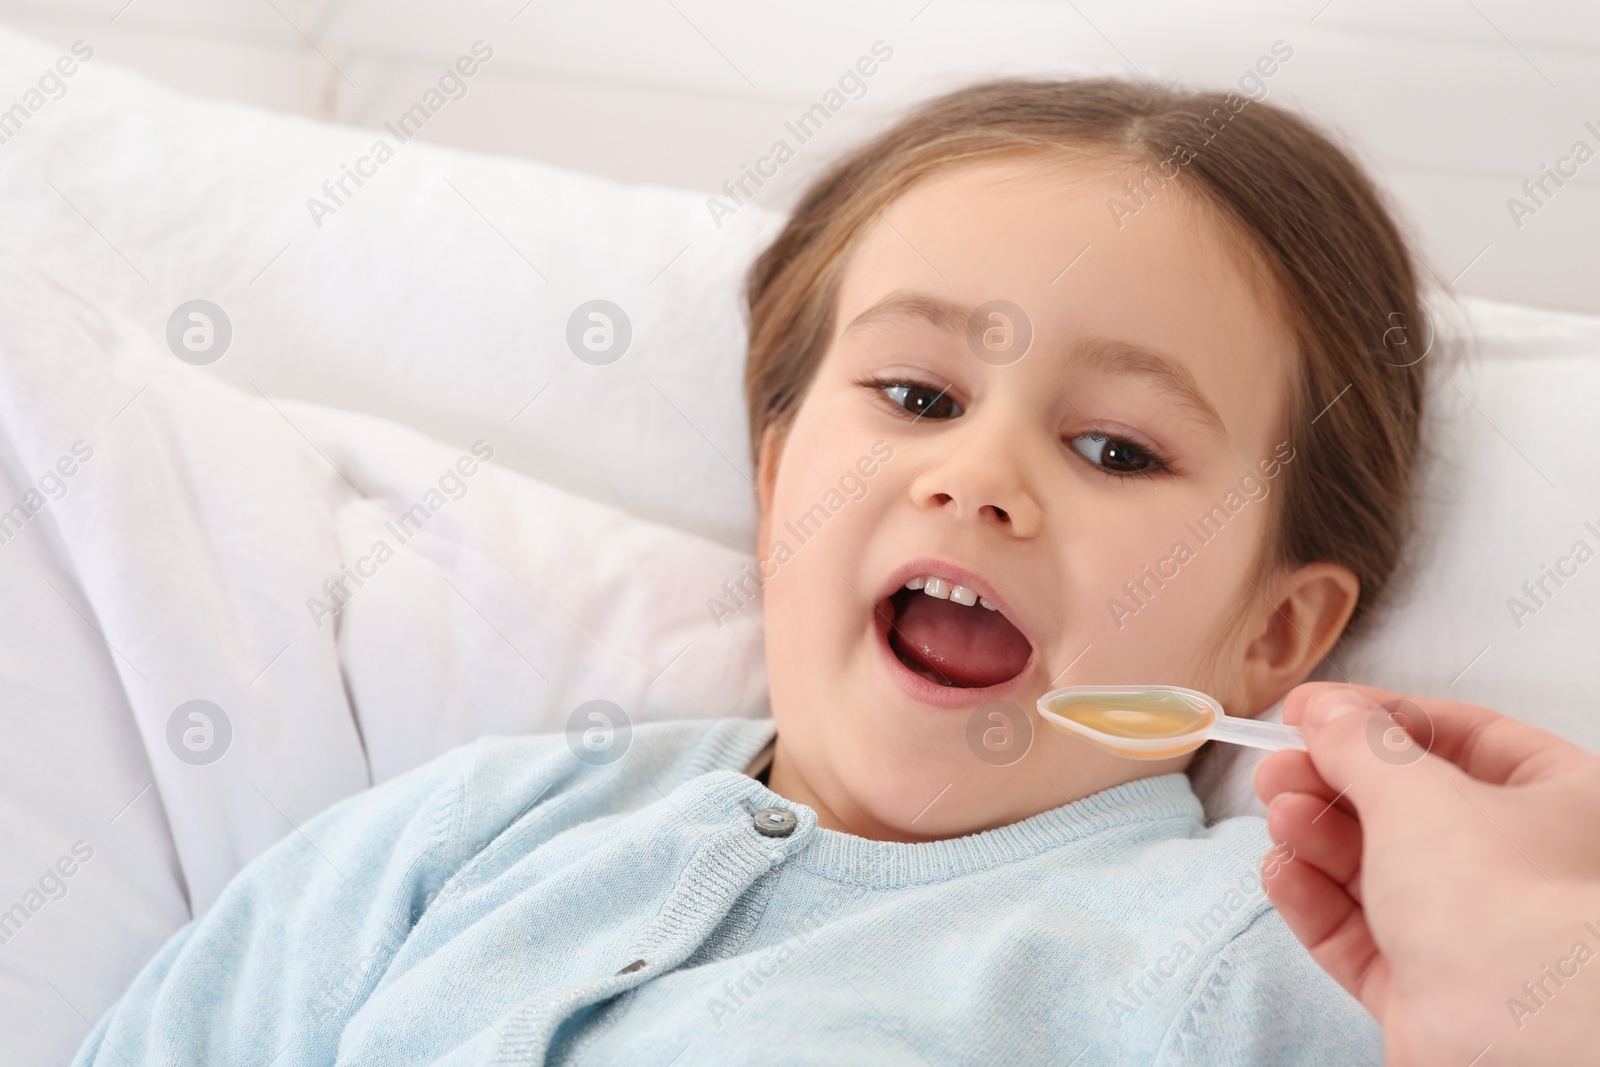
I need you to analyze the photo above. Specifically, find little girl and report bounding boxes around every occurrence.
[75,78,1425,1065]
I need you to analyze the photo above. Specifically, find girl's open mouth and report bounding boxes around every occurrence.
[879,582,1034,690]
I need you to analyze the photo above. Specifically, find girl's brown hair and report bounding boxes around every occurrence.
[744,78,1428,640]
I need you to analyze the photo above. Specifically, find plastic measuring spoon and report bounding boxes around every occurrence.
[1035,684,1306,760]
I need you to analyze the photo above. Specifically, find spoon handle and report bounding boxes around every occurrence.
[1207,714,1307,752]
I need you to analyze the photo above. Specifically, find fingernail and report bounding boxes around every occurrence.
[1308,686,1366,727]
[1263,794,1285,834]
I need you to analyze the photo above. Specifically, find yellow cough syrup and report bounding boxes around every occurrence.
[1048,689,1211,758]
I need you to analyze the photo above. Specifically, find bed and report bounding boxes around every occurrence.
[0,23,1596,1063]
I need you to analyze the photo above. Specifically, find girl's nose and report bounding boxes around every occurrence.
[908,422,1044,538]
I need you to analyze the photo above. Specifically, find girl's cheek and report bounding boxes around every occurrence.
[762,429,872,582]
[1065,512,1216,643]
[1083,510,1264,669]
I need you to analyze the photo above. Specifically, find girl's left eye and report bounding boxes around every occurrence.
[1070,432,1167,475]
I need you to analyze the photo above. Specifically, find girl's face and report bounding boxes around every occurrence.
[757,159,1347,842]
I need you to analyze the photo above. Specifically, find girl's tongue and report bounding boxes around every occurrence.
[887,587,1032,688]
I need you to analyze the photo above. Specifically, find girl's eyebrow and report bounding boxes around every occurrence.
[842,290,969,335]
[1070,336,1228,442]
[842,290,1228,442]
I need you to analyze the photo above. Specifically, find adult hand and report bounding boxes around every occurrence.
[1254,682,1600,1067]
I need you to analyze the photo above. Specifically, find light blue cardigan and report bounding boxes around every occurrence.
[73,719,1381,1065]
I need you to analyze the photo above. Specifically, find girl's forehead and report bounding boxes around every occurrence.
[828,159,1296,445]
[836,158,1280,324]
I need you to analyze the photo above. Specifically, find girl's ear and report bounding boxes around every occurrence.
[1237,561,1360,714]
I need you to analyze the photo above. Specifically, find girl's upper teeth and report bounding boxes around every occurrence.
[904,576,998,610]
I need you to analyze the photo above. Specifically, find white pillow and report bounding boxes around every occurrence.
[1340,293,1600,750]
[0,24,778,552]
[285,400,771,786]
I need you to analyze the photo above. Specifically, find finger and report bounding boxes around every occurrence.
[1275,686,1468,890]
[1254,749,1343,808]
[1288,686,1471,833]
[1259,844,1384,1015]
[1265,791,1363,892]
[1418,701,1590,787]
[1281,681,1370,727]
[1283,682,1585,787]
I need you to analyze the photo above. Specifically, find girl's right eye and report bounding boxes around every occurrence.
[869,378,964,421]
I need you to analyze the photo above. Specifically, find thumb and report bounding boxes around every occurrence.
[1299,685,1462,821]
